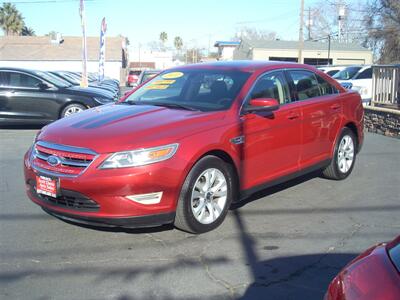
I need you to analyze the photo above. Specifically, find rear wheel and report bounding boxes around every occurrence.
[174,156,235,233]
[61,103,86,118]
[323,127,357,180]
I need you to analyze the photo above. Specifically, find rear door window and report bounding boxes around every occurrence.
[355,68,372,79]
[317,76,339,95]
[288,70,321,101]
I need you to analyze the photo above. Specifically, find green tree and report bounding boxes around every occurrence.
[0,3,24,36]
[174,36,183,51]
[159,31,168,48]
[21,25,35,36]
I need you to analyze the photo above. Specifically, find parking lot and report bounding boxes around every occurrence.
[0,129,399,300]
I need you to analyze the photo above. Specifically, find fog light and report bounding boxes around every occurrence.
[126,192,163,205]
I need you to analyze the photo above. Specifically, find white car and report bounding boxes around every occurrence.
[317,65,347,77]
[333,65,372,105]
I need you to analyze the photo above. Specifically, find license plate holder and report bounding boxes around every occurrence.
[36,175,59,198]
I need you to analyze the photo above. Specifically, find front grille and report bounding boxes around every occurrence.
[28,180,100,212]
[31,141,97,176]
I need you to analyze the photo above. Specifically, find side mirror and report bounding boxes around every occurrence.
[37,82,51,90]
[243,98,280,113]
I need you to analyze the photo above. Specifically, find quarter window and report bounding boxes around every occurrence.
[250,71,291,104]
[288,70,321,101]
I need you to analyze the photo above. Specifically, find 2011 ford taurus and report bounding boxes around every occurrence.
[23,61,364,233]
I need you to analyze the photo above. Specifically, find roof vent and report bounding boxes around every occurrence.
[50,32,64,44]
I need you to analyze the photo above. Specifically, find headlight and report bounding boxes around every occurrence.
[351,86,369,96]
[100,143,179,169]
[33,130,41,144]
[93,97,113,104]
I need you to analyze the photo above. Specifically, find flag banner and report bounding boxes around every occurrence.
[79,0,88,88]
[98,17,107,82]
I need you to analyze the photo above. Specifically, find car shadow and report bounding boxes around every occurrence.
[0,124,45,130]
[231,209,356,299]
[231,170,322,210]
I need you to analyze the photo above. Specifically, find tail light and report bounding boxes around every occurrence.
[388,236,400,273]
[340,246,400,300]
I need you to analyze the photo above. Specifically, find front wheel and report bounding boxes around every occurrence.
[61,103,86,118]
[174,156,236,233]
[322,127,357,180]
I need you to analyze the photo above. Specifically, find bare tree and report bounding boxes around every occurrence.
[364,0,400,63]
[234,26,277,41]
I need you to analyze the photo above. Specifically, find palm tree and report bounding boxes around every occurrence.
[21,26,35,36]
[159,31,168,49]
[0,3,24,36]
[174,36,183,51]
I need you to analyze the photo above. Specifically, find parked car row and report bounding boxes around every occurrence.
[318,65,373,105]
[0,67,120,125]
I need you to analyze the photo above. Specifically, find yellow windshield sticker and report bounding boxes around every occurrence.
[162,72,184,79]
[153,80,176,85]
[145,85,169,90]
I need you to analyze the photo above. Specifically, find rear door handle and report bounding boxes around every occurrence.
[287,113,300,120]
[331,104,341,110]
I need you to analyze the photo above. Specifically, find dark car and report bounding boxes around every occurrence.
[24,61,364,233]
[325,236,400,300]
[0,68,115,125]
[50,71,119,96]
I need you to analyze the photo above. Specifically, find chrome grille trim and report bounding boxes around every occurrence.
[34,149,91,167]
[31,142,98,177]
[36,141,97,155]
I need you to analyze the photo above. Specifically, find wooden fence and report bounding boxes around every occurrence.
[372,64,400,108]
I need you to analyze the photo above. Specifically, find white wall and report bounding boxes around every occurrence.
[0,60,122,80]
[129,49,174,70]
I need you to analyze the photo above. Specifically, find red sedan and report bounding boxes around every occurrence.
[23,61,364,233]
[326,236,400,300]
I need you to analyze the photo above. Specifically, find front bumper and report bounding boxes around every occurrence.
[24,146,186,227]
[43,208,175,228]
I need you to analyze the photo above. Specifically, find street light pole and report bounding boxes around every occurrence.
[298,0,305,64]
[327,35,331,65]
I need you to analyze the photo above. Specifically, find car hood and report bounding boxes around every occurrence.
[65,85,114,99]
[38,103,227,153]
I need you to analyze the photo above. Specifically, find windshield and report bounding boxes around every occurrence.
[34,71,71,88]
[58,72,81,85]
[333,67,362,80]
[124,69,251,112]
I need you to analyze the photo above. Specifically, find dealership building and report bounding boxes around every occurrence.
[223,39,373,65]
[0,35,128,81]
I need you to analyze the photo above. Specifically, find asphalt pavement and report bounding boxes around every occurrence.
[0,129,399,300]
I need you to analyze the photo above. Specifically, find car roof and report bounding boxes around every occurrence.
[167,60,313,73]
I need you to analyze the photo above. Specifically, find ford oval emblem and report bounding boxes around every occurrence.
[47,155,61,167]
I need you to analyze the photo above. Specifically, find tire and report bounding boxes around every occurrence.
[174,155,236,234]
[61,103,86,118]
[322,127,357,180]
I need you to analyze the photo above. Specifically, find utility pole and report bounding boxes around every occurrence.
[338,4,346,43]
[298,0,305,64]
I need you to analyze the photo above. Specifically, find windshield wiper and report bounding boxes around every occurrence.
[151,102,200,111]
[122,101,199,111]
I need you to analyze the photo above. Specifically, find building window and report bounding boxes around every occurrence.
[269,57,298,63]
